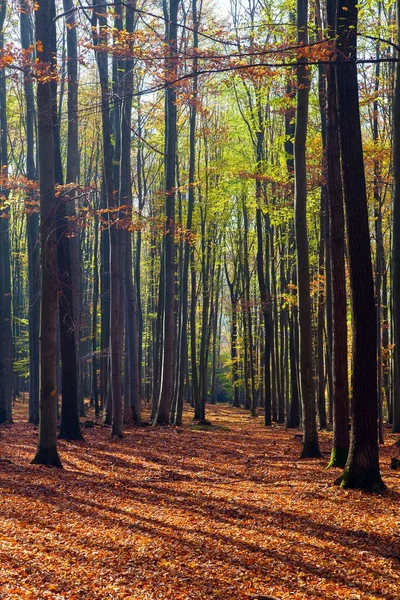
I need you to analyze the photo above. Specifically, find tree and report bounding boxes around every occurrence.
[325,0,349,468]
[392,0,400,434]
[294,0,321,457]
[334,0,384,490]
[0,0,13,424]
[32,0,62,467]
[20,0,40,426]
[57,0,83,441]
[154,0,179,425]
[91,0,123,438]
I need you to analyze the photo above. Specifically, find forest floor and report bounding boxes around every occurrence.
[0,402,400,600]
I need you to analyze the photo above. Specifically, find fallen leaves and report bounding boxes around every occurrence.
[0,403,399,599]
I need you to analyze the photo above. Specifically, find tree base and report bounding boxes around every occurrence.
[197,419,212,426]
[31,447,63,468]
[58,427,84,441]
[327,446,348,469]
[300,440,323,459]
[154,414,170,426]
[111,428,124,439]
[334,467,386,492]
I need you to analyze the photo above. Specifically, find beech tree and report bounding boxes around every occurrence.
[154,0,179,425]
[334,0,384,490]
[32,0,62,467]
[0,0,12,424]
[294,0,321,457]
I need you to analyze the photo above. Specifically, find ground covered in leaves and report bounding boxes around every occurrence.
[1,403,400,600]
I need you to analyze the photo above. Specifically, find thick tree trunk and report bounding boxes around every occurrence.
[335,0,384,490]
[32,0,62,467]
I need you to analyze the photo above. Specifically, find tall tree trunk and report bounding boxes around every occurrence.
[0,0,13,424]
[174,0,198,425]
[392,0,400,434]
[91,0,122,437]
[58,0,83,440]
[294,0,321,457]
[32,0,62,467]
[325,0,349,467]
[335,0,384,490]
[154,0,179,425]
[121,0,141,425]
[20,1,40,425]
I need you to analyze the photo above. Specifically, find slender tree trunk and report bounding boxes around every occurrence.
[58,0,83,440]
[294,0,321,457]
[20,1,40,425]
[392,0,400,433]
[120,1,141,425]
[0,0,12,424]
[325,0,350,466]
[174,0,198,425]
[154,0,179,425]
[91,0,122,437]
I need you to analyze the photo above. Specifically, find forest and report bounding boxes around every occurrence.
[1,0,400,597]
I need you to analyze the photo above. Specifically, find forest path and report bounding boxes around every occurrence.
[0,402,399,599]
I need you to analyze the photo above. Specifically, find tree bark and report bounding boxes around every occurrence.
[294,0,321,457]
[154,0,179,425]
[32,0,62,467]
[335,0,384,490]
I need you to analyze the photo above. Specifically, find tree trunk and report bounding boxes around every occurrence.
[294,0,321,457]
[392,0,400,433]
[0,0,13,424]
[154,0,179,425]
[32,0,62,467]
[58,0,83,440]
[335,0,384,490]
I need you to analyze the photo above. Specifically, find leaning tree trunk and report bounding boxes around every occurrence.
[32,0,62,467]
[294,0,321,457]
[335,0,384,490]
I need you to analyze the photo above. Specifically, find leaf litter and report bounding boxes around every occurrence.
[1,403,399,600]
